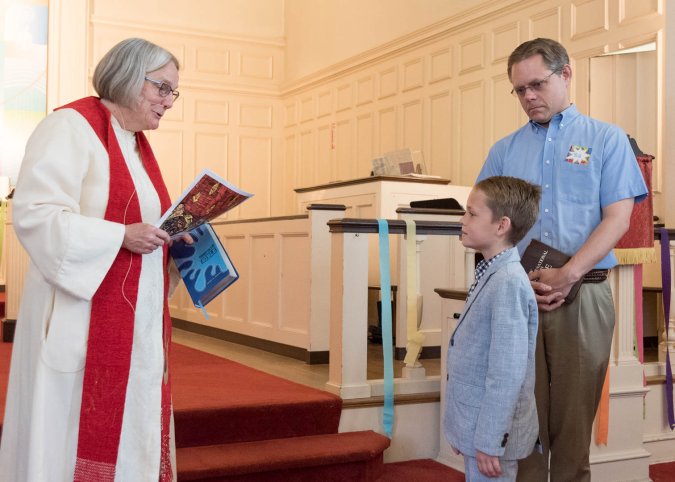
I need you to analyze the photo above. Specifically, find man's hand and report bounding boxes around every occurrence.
[528,267,571,312]
[476,450,502,478]
[123,223,171,254]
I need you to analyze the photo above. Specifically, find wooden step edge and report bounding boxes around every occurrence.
[176,430,390,480]
[342,391,440,409]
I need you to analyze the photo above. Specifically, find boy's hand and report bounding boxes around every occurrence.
[476,450,502,477]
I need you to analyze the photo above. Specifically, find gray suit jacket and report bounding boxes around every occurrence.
[443,247,539,460]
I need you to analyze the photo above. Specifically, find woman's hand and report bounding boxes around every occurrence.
[123,223,171,254]
[168,232,194,247]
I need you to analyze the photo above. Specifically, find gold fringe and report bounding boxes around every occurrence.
[613,247,657,265]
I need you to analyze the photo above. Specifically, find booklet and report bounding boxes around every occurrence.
[520,239,583,304]
[157,168,253,238]
[170,223,239,308]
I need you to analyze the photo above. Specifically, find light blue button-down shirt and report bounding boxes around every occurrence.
[477,104,647,269]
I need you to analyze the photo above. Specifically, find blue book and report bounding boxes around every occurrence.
[169,223,239,308]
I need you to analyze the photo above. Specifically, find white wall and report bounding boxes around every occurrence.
[284,0,493,82]
[91,0,285,39]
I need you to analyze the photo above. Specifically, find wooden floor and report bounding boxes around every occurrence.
[172,328,440,391]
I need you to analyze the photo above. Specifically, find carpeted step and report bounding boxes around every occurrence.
[176,430,390,482]
[171,344,342,447]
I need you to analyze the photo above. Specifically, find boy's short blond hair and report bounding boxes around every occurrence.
[475,176,541,245]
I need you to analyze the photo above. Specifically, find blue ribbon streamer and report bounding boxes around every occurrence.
[377,219,395,438]
[660,227,674,429]
[196,302,209,320]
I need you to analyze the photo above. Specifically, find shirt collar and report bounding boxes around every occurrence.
[528,103,579,132]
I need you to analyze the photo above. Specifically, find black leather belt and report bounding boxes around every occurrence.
[583,269,609,283]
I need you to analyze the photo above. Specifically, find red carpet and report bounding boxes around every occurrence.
[171,343,342,447]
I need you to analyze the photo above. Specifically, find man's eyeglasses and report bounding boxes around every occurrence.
[511,70,560,97]
[145,77,180,100]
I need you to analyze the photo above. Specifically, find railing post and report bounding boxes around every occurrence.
[307,205,346,358]
[611,265,641,366]
[401,233,427,377]
[325,229,371,399]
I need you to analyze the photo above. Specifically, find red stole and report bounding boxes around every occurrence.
[56,97,173,481]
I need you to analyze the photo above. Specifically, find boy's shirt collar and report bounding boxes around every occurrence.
[467,247,511,297]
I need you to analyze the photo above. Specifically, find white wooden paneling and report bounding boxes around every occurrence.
[378,106,397,153]
[356,114,374,173]
[335,120,353,181]
[571,0,609,39]
[429,91,451,178]
[491,22,520,64]
[429,48,452,84]
[403,99,423,153]
[299,130,315,188]
[239,103,272,129]
[239,52,275,80]
[619,0,661,24]
[316,124,332,183]
[459,35,485,75]
[336,83,352,112]
[402,58,424,92]
[195,99,229,125]
[530,7,563,40]
[379,67,398,99]
[458,81,485,183]
[145,129,184,199]
[250,234,278,327]
[279,233,311,333]
[195,48,230,74]
[317,90,333,117]
[356,75,375,106]
[239,136,272,218]
[300,96,315,123]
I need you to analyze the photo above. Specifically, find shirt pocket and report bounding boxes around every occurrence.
[557,159,597,204]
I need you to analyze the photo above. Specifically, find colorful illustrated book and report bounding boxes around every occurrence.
[170,223,239,308]
[520,239,583,304]
[157,168,253,238]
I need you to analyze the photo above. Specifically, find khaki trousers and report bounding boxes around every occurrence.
[517,281,615,482]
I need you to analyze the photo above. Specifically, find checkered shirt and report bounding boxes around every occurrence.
[467,249,509,298]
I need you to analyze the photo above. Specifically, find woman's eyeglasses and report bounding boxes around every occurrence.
[145,77,180,100]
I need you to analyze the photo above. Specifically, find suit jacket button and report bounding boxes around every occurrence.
[501,433,509,447]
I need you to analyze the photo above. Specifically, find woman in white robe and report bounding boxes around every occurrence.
[0,38,184,482]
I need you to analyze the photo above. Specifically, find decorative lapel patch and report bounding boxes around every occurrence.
[566,145,592,164]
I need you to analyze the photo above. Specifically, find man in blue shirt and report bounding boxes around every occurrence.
[477,38,647,482]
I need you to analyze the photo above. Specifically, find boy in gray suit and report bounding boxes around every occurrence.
[444,176,541,481]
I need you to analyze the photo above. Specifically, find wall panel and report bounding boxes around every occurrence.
[239,136,272,218]
[336,120,353,181]
[429,92,451,179]
[530,7,563,40]
[458,81,485,183]
[279,234,311,333]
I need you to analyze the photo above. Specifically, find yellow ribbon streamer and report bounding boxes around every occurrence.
[403,219,425,366]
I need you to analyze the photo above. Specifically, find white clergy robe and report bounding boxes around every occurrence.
[0,108,176,481]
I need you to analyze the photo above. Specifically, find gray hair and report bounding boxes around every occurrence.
[93,38,179,108]
[507,38,569,80]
